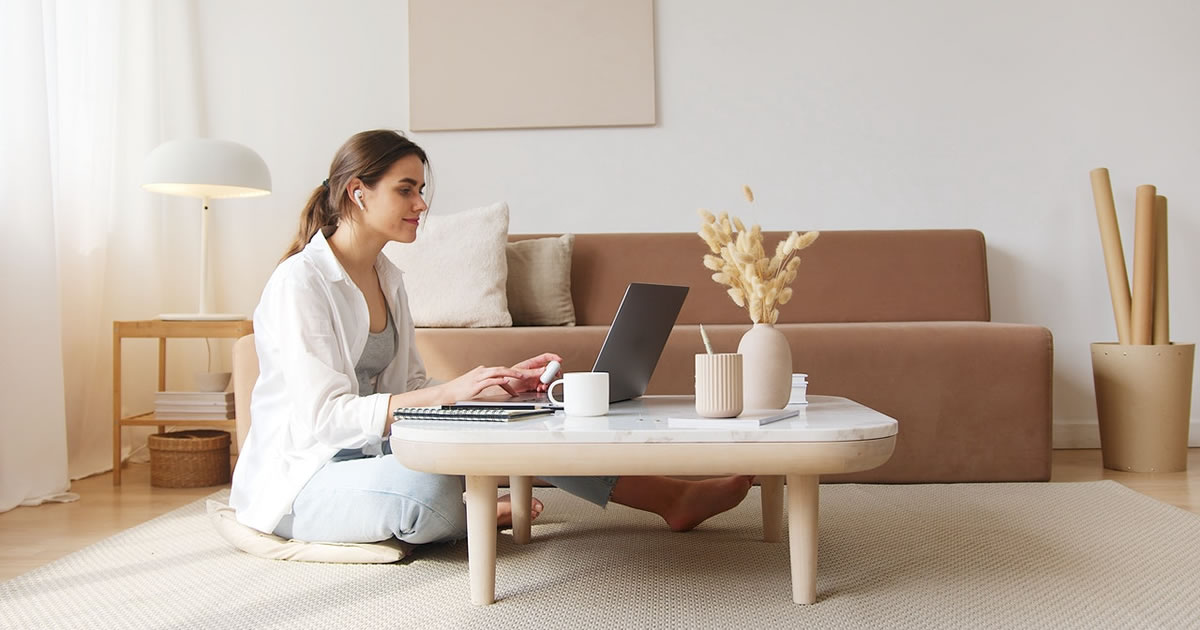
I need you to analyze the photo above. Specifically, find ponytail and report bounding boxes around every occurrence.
[279,130,429,262]
[281,185,338,262]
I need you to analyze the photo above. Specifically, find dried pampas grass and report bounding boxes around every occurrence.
[698,186,819,324]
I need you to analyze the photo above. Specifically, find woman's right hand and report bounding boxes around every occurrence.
[435,365,525,405]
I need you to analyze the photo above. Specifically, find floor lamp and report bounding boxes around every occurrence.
[142,139,271,321]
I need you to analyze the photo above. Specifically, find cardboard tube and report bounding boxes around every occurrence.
[1153,195,1169,344]
[1130,184,1156,345]
[1089,168,1132,344]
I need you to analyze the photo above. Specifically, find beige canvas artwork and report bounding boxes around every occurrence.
[408,0,656,131]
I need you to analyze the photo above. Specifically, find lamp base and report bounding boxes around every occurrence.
[158,313,247,321]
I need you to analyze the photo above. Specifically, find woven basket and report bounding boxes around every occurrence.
[148,430,231,488]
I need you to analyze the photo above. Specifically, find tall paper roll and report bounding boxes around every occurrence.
[1130,185,1157,345]
[1153,195,1169,344]
[1089,168,1132,344]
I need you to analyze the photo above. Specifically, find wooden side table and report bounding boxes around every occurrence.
[112,319,253,485]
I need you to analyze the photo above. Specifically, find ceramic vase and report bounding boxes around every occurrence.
[737,323,792,409]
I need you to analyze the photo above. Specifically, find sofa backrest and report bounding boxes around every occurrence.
[512,230,990,326]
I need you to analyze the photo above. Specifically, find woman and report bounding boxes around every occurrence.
[230,130,753,545]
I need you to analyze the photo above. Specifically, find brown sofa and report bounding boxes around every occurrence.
[414,230,1054,483]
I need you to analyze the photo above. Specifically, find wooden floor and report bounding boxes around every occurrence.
[1,449,1197,582]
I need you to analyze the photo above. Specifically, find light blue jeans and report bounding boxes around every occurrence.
[273,448,618,545]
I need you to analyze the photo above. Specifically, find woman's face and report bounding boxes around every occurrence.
[356,154,428,244]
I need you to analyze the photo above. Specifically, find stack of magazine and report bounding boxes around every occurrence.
[154,391,235,421]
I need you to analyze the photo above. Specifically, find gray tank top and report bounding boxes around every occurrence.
[355,309,396,396]
[333,310,397,462]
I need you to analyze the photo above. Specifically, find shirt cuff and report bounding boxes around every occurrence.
[368,392,392,439]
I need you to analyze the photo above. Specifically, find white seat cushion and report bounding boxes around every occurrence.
[207,500,411,563]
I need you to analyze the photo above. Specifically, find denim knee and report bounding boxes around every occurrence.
[396,472,467,545]
[283,457,470,545]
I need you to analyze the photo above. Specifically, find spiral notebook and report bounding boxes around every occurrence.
[391,406,554,423]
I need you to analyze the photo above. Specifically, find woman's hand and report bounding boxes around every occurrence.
[435,365,527,404]
[504,353,564,393]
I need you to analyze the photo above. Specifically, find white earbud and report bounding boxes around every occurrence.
[353,189,364,210]
[540,360,562,385]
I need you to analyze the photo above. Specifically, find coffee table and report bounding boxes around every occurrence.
[389,395,897,605]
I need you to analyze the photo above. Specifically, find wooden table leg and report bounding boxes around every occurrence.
[760,475,784,542]
[510,475,532,544]
[464,475,499,605]
[157,338,167,434]
[112,327,122,486]
[786,474,819,604]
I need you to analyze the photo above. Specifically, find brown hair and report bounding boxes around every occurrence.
[281,129,429,261]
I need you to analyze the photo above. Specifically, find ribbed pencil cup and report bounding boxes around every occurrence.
[695,353,744,418]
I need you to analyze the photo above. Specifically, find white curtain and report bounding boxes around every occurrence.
[0,0,202,512]
[0,0,71,513]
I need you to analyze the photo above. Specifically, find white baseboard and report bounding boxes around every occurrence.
[1053,418,1200,449]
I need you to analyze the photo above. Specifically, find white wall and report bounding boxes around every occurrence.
[186,0,1199,445]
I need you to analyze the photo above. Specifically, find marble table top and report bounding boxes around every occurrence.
[390,395,898,444]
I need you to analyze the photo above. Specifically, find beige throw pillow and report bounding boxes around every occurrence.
[506,234,576,326]
[384,202,512,327]
[206,500,411,563]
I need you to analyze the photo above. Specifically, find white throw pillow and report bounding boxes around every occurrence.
[384,202,512,327]
[206,500,410,563]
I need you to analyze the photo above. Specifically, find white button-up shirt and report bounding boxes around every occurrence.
[230,227,436,533]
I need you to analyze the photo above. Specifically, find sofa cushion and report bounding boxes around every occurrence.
[506,234,576,326]
[385,202,512,327]
[413,319,1053,483]
[512,230,991,326]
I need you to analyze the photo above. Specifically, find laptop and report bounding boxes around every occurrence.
[454,282,689,408]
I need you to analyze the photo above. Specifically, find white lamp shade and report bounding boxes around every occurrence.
[142,138,271,199]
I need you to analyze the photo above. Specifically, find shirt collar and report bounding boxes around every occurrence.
[304,227,348,283]
[304,226,404,288]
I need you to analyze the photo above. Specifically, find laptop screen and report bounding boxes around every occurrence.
[592,282,689,402]
[451,282,688,407]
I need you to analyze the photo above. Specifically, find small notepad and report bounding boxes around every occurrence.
[392,406,553,422]
[667,408,798,429]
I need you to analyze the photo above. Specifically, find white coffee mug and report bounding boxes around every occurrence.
[548,372,609,416]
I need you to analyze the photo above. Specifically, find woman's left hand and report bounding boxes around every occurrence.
[505,353,564,393]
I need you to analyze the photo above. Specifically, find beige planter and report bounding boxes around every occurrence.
[1091,342,1195,472]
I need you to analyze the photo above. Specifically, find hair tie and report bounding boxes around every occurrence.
[321,179,329,189]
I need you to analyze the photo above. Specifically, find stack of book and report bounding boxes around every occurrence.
[154,391,235,421]
[787,373,808,406]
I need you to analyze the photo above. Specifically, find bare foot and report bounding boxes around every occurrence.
[496,494,544,529]
[663,475,754,532]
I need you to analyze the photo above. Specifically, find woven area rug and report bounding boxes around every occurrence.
[3,481,1199,629]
